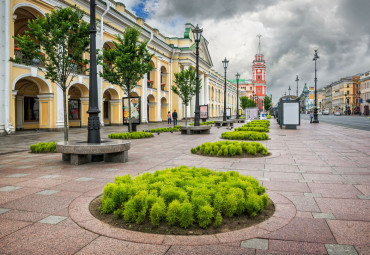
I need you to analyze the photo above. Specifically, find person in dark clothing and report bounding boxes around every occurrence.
[172,110,178,126]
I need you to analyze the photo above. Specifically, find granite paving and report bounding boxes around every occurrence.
[0,118,369,254]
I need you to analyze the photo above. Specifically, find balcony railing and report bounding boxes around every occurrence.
[161,84,166,91]
[14,49,44,67]
[147,81,154,88]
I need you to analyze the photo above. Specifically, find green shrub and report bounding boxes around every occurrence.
[191,141,268,157]
[150,126,181,133]
[235,126,269,132]
[108,131,153,139]
[267,115,271,119]
[30,142,57,153]
[189,121,215,126]
[100,166,268,229]
[221,131,269,141]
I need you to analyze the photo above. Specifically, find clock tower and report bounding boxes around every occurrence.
[252,35,266,110]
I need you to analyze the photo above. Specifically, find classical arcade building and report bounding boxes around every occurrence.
[0,0,239,134]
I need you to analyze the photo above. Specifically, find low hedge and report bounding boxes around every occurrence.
[30,142,56,153]
[108,131,154,139]
[247,120,270,127]
[150,126,181,133]
[100,166,269,229]
[235,126,269,132]
[189,121,215,126]
[191,141,268,156]
[221,131,269,141]
[267,115,271,119]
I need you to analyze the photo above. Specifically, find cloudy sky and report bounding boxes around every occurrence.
[119,0,369,103]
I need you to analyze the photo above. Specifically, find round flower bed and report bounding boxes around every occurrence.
[30,142,56,153]
[235,126,269,132]
[99,166,269,230]
[191,141,268,157]
[221,131,269,140]
[108,131,153,139]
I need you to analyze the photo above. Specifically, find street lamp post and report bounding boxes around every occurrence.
[192,24,203,126]
[295,75,299,97]
[236,72,240,119]
[288,86,291,96]
[222,57,229,121]
[313,49,319,123]
[87,0,101,143]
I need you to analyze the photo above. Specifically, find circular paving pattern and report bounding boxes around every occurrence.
[69,191,296,246]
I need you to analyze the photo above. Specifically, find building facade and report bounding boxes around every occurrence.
[359,71,370,115]
[0,0,240,134]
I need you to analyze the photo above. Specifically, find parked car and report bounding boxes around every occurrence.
[322,110,329,115]
[334,111,341,116]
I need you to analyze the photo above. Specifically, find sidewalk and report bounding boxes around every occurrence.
[0,119,369,254]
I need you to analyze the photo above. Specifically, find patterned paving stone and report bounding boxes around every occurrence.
[36,190,60,195]
[0,208,10,214]
[327,220,370,246]
[269,240,327,254]
[6,174,29,178]
[304,192,322,198]
[0,186,22,192]
[76,177,95,182]
[312,212,335,219]
[316,198,370,221]
[357,194,370,200]
[39,174,61,179]
[241,238,268,250]
[39,215,67,224]
[325,244,358,255]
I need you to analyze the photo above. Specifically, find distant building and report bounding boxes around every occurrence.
[359,71,370,115]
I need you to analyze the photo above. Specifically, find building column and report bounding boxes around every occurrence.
[169,60,173,113]
[16,95,23,129]
[205,74,209,105]
[157,57,162,121]
[56,85,64,128]
[200,73,205,106]
[142,73,148,123]
[80,97,89,127]
[37,93,54,129]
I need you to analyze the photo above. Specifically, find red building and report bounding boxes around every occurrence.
[252,35,267,111]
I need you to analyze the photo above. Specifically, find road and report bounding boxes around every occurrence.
[300,114,370,131]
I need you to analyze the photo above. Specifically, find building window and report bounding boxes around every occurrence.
[347,90,349,95]
[258,75,260,80]
[68,99,80,120]
[104,101,109,119]
[258,88,261,93]
[347,84,349,88]
[24,97,39,121]
[250,87,252,90]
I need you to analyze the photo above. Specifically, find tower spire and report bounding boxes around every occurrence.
[257,34,262,55]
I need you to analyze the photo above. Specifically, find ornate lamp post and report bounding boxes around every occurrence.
[236,72,240,119]
[222,57,229,121]
[87,0,101,143]
[313,49,319,123]
[288,86,291,96]
[192,24,203,126]
[295,75,299,97]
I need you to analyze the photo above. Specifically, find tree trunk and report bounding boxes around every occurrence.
[63,88,68,142]
[128,95,132,133]
[185,103,188,126]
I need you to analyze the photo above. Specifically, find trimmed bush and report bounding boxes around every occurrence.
[221,131,269,141]
[150,126,181,133]
[108,131,153,139]
[100,166,268,229]
[235,126,269,132]
[30,142,57,153]
[189,121,215,126]
[247,120,270,127]
[267,115,271,119]
[191,141,268,157]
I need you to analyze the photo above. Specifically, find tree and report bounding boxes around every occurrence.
[172,67,202,126]
[240,96,256,109]
[264,95,272,111]
[99,26,153,133]
[10,7,90,142]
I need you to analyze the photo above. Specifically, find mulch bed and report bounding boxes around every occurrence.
[90,196,275,235]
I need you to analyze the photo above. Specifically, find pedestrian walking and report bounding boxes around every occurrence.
[172,110,178,126]
[310,111,313,123]
[167,111,171,125]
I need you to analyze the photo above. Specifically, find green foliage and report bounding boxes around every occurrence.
[221,131,269,141]
[172,67,202,126]
[150,126,181,133]
[189,121,215,126]
[235,126,269,132]
[100,166,268,229]
[191,141,268,157]
[246,120,270,127]
[267,115,271,119]
[30,142,57,153]
[10,7,90,142]
[108,131,153,139]
[264,96,272,111]
[240,96,256,109]
[99,26,154,133]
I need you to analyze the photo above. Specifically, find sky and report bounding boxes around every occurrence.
[119,0,370,104]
